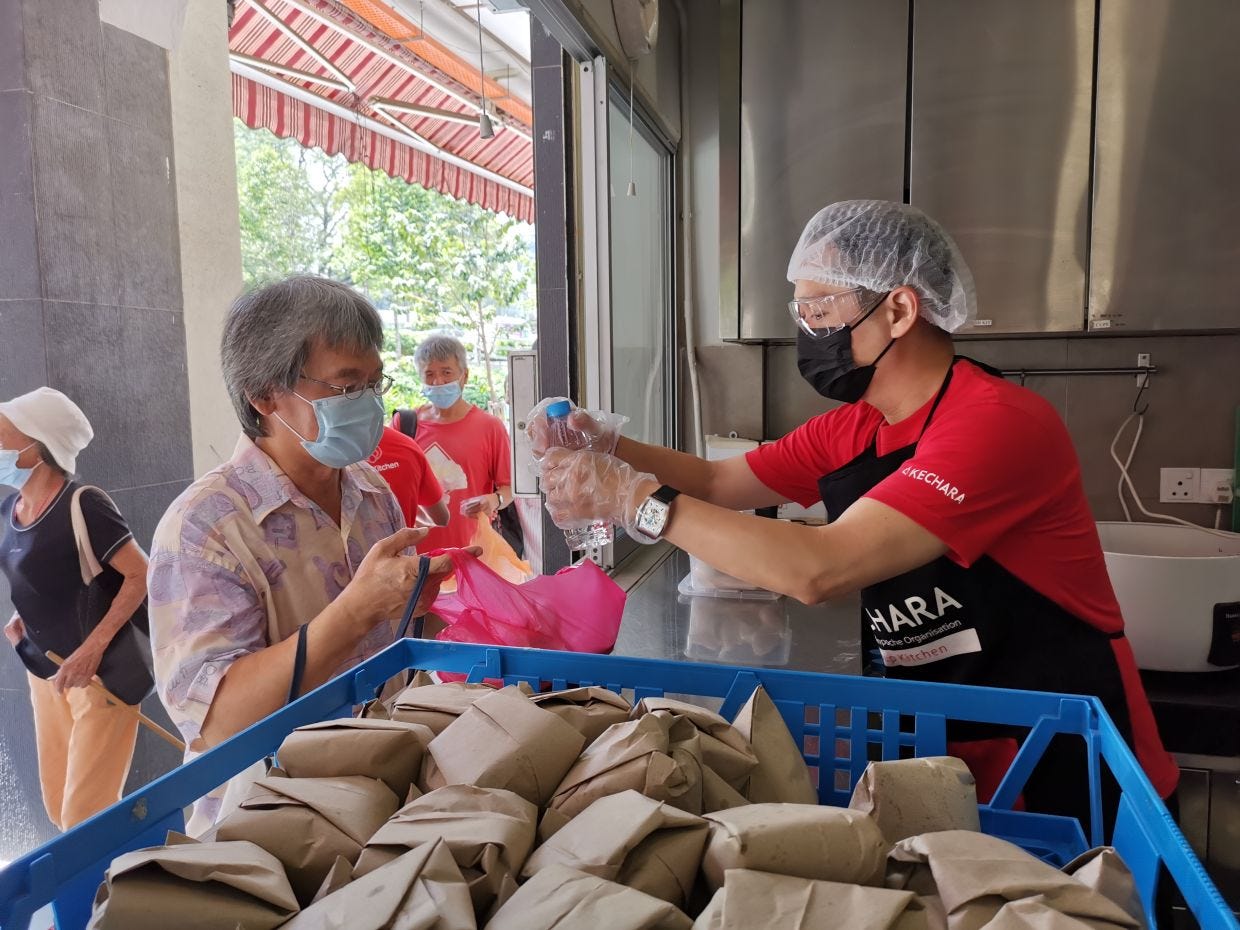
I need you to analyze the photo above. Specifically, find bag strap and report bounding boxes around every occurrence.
[397,555,432,640]
[70,486,107,586]
[287,622,310,704]
[294,555,432,706]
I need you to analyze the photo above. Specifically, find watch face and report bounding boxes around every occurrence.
[637,499,670,537]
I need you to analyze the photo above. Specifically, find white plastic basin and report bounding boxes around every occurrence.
[1097,521,1240,672]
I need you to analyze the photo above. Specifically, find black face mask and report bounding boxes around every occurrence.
[796,294,895,403]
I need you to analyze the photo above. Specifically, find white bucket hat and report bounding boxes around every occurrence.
[0,387,94,474]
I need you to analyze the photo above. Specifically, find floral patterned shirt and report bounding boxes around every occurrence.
[148,436,404,825]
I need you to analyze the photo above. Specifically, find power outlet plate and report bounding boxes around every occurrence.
[1160,468,1200,503]
[1200,468,1235,504]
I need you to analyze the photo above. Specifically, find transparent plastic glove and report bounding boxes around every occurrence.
[541,448,659,542]
[526,397,628,471]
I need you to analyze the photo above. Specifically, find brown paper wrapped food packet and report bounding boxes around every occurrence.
[425,687,585,806]
[541,716,701,838]
[701,802,888,891]
[215,775,400,905]
[86,839,298,930]
[1064,847,1148,927]
[886,831,1143,930]
[523,790,709,908]
[310,856,355,904]
[487,864,693,930]
[381,676,499,733]
[633,698,758,791]
[849,757,980,843]
[276,718,433,800]
[282,838,476,930]
[692,869,928,930]
[664,719,749,815]
[355,785,538,916]
[531,686,633,744]
[731,686,818,804]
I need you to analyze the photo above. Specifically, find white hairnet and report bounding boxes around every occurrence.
[786,200,976,332]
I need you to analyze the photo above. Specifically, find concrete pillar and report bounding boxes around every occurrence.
[169,0,245,476]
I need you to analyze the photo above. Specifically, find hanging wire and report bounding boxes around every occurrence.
[626,63,637,196]
[476,3,494,138]
[1132,368,1151,415]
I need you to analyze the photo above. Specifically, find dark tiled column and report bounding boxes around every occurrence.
[0,0,194,548]
[0,0,194,857]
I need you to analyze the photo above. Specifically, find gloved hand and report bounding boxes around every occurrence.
[526,398,628,469]
[541,449,660,543]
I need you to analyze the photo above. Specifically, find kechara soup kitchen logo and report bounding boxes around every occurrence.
[899,464,966,503]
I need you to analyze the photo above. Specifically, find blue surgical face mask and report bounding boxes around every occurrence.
[0,444,38,490]
[274,392,385,469]
[423,382,463,410]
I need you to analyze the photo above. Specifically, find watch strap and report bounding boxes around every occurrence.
[652,485,681,505]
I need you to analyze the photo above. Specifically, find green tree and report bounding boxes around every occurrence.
[233,121,349,289]
[337,166,534,411]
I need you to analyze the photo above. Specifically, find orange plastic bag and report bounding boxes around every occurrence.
[471,513,532,585]
[437,513,532,594]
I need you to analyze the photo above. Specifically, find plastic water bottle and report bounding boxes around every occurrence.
[546,400,614,551]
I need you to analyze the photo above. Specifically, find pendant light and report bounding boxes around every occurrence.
[476,3,494,138]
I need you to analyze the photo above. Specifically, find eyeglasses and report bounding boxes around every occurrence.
[787,287,884,338]
[299,373,395,400]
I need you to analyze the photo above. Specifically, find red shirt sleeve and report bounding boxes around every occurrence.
[745,405,881,507]
[490,416,513,488]
[865,398,1078,566]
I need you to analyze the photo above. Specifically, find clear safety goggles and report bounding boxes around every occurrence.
[787,287,885,338]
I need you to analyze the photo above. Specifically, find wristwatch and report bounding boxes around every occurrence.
[633,485,681,541]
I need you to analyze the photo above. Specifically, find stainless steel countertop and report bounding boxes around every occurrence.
[612,548,863,676]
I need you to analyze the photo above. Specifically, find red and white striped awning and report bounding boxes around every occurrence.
[229,0,534,223]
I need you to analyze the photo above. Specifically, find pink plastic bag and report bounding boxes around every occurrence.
[431,550,626,654]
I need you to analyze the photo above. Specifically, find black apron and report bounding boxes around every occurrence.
[818,357,1132,825]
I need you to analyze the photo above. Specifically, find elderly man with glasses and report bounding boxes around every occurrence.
[147,276,471,831]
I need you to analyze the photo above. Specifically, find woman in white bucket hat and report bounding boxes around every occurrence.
[0,387,151,830]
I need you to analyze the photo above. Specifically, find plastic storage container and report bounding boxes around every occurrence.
[0,640,1234,930]
[681,553,779,599]
[682,592,792,666]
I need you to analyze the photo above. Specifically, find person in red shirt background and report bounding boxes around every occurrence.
[533,200,1177,833]
[411,334,514,554]
[368,425,449,529]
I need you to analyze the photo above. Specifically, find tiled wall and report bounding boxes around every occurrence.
[0,0,194,546]
[0,0,192,859]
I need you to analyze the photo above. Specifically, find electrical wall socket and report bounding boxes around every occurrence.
[1160,468,1199,503]
[1200,468,1236,505]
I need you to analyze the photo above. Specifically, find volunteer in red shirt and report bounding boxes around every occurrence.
[536,199,1177,825]
[412,334,514,552]
[368,426,449,528]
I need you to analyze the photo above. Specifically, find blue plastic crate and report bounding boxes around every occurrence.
[0,640,1234,930]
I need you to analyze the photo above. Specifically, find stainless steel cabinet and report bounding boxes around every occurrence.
[909,0,1094,335]
[734,0,908,341]
[1089,0,1240,332]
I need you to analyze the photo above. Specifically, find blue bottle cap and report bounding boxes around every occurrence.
[546,400,573,419]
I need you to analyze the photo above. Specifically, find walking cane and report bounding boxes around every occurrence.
[45,651,186,753]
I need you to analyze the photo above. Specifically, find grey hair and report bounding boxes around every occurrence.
[222,275,384,439]
[414,333,468,374]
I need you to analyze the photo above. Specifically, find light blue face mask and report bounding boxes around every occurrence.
[0,444,37,490]
[423,382,463,409]
[275,391,385,469]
